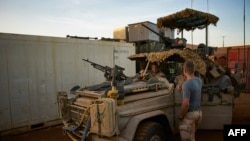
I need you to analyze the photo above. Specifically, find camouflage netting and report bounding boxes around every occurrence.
[128,49,207,76]
[157,8,219,31]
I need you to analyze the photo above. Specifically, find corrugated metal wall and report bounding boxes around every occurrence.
[0,33,136,132]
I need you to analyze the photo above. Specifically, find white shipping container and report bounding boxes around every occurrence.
[0,33,136,134]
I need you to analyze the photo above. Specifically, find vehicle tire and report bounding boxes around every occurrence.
[134,121,167,141]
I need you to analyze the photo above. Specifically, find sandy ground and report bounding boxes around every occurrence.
[1,93,250,141]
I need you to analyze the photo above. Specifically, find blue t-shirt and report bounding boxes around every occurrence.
[182,77,202,110]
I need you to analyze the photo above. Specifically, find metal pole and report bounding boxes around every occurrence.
[243,0,248,92]
[191,0,194,49]
[243,0,246,74]
[206,25,208,57]
[222,36,225,47]
[205,0,209,58]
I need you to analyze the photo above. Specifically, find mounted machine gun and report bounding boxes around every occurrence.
[141,23,187,49]
[82,58,127,81]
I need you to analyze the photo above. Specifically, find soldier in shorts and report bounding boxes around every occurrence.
[178,61,202,141]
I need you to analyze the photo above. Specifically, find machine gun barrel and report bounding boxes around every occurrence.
[141,23,172,46]
[82,58,109,72]
[67,35,98,40]
[82,58,126,81]
[141,23,186,49]
[141,23,163,39]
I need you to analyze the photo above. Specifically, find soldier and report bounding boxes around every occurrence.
[148,63,166,78]
[132,69,145,82]
[178,61,202,141]
[133,63,166,81]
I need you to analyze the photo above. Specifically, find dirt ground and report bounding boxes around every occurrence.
[1,93,250,141]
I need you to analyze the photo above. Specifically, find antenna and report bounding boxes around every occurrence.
[243,0,246,74]
[112,47,115,87]
[191,0,194,49]
[222,36,225,47]
[205,0,210,58]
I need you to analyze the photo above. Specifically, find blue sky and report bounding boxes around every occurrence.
[0,0,249,47]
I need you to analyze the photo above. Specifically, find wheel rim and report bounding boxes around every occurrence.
[149,135,161,141]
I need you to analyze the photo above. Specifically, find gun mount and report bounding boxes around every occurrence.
[141,23,187,50]
[82,58,127,81]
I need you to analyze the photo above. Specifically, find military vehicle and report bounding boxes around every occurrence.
[56,8,245,141]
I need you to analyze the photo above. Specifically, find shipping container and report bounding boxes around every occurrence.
[0,33,136,134]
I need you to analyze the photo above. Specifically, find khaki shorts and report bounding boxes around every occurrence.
[179,110,202,141]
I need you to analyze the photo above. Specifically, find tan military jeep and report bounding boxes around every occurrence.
[57,48,240,141]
